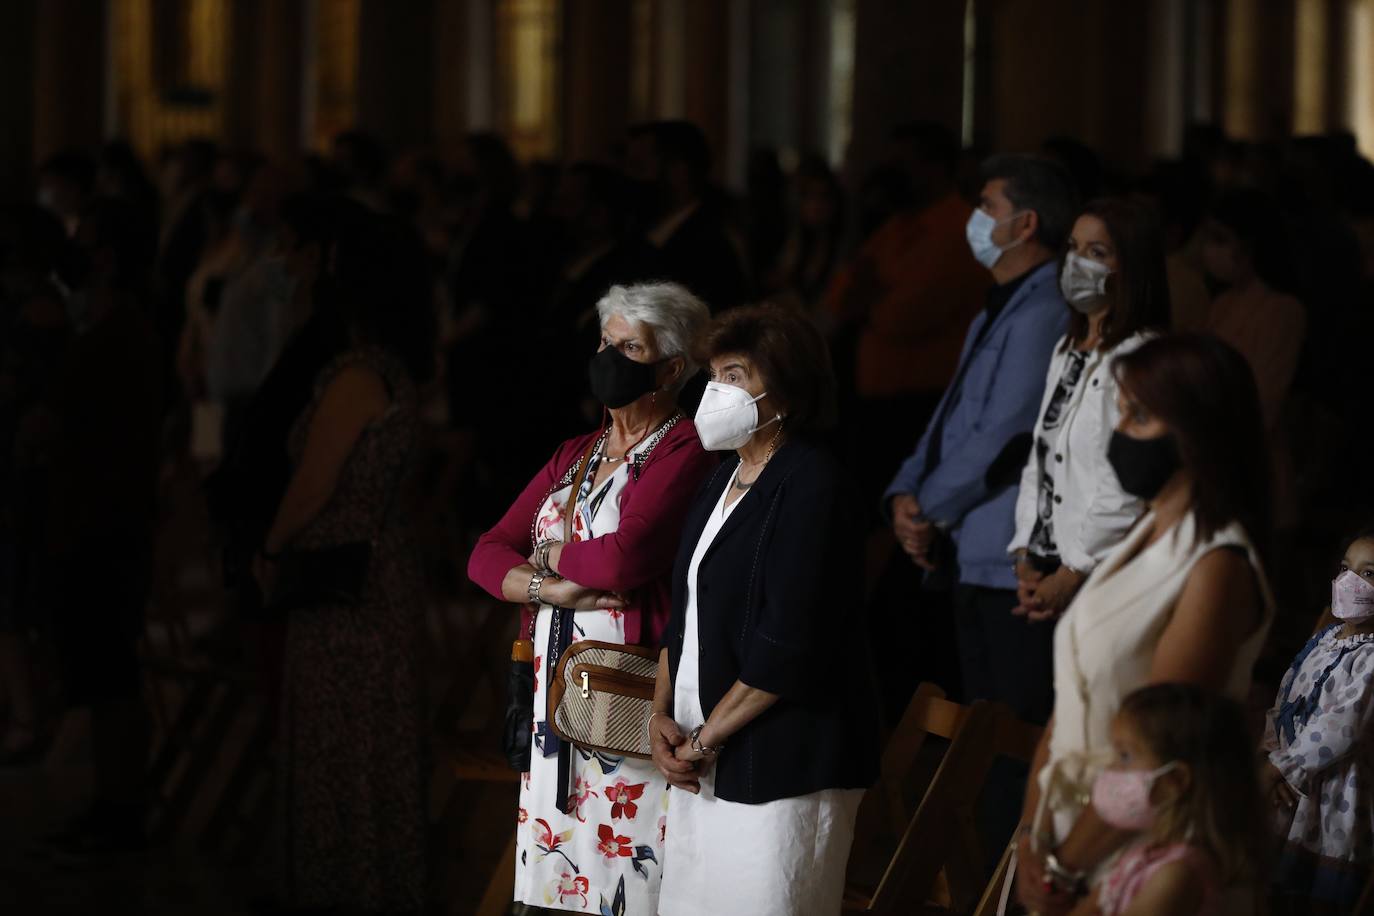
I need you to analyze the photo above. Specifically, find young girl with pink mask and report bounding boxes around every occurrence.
[1068,684,1263,916]
[1261,528,1374,914]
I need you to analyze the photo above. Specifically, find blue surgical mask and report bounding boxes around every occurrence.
[965,208,1027,269]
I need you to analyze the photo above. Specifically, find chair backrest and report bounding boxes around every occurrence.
[846,683,972,913]
[971,710,1046,916]
[859,699,1000,915]
[859,682,964,839]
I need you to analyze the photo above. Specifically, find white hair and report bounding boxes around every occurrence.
[596,282,710,386]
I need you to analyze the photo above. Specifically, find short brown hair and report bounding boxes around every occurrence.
[1118,683,1265,882]
[693,304,838,436]
[1113,334,1271,563]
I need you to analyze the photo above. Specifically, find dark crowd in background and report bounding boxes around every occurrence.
[3,114,1374,913]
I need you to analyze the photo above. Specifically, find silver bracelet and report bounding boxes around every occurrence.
[646,711,666,742]
[535,540,559,576]
[689,723,723,757]
[1043,849,1088,896]
[527,571,547,604]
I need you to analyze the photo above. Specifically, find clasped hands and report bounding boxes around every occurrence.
[649,713,713,795]
[891,493,937,571]
[1013,551,1084,622]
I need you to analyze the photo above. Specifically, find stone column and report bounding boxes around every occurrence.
[847,0,967,181]
[682,0,733,182]
[226,0,306,160]
[356,0,436,150]
[562,0,633,162]
[33,0,107,160]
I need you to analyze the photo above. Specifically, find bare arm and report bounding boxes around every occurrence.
[1016,716,1081,915]
[649,648,698,790]
[1019,714,1054,830]
[497,564,626,611]
[263,365,389,554]
[1148,548,1260,688]
[674,678,780,764]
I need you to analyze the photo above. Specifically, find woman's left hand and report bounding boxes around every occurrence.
[1015,566,1085,622]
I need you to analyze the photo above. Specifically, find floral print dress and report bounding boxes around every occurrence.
[1263,624,1374,906]
[517,442,668,914]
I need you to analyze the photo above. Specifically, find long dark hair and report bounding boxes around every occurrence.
[1113,334,1271,563]
[1065,197,1170,350]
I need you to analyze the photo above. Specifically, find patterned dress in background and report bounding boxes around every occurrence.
[517,440,669,914]
[279,347,428,913]
[1263,625,1374,907]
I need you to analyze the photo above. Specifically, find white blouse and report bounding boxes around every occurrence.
[1008,332,1151,574]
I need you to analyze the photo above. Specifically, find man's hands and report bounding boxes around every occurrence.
[891,493,936,570]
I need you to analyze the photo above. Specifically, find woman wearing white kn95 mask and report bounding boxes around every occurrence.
[652,305,879,916]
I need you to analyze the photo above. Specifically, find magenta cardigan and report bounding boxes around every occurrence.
[467,421,717,646]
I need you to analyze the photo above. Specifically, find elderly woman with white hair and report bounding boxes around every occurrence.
[469,282,716,913]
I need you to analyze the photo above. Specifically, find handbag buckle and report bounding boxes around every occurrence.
[580,670,590,699]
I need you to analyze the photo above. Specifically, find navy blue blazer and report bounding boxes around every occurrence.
[664,440,880,804]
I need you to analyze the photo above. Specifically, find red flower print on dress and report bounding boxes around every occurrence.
[517,807,528,825]
[533,655,542,695]
[606,609,624,624]
[547,872,590,908]
[536,502,564,543]
[657,815,666,844]
[567,774,600,823]
[605,778,646,821]
[596,824,634,860]
[532,818,578,871]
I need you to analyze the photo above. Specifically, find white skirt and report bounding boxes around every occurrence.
[659,777,863,916]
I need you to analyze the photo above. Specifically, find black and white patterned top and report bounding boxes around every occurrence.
[1027,349,1089,560]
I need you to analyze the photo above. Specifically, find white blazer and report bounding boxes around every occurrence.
[1007,332,1151,574]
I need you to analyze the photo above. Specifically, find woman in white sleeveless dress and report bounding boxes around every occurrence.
[1012,336,1276,916]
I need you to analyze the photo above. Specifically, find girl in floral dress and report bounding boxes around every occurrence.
[1262,527,1374,913]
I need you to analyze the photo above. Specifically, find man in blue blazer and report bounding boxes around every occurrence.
[884,154,1077,727]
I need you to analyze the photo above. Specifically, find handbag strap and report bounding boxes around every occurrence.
[563,431,603,545]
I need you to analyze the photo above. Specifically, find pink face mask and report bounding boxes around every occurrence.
[1333,570,1374,621]
[1090,762,1177,831]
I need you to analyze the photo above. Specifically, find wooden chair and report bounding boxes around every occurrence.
[971,711,1044,916]
[845,686,996,914]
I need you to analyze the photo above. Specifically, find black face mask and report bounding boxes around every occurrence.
[1107,429,1181,500]
[588,345,662,409]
